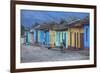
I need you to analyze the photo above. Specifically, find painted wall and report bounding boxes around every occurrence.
[26,26,87,49]
[84,24,90,49]
[34,30,50,45]
[56,31,68,48]
[38,31,50,45]
[50,30,55,48]
[68,27,84,49]
[34,30,37,43]
[38,31,44,44]
[64,31,68,48]
[45,31,50,45]
[25,31,30,45]
[24,31,34,45]
[29,32,34,45]
[55,31,60,47]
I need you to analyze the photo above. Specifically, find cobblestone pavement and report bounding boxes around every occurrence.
[21,45,89,63]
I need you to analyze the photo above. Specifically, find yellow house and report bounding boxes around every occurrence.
[49,30,56,48]
[49,24,68,48]
[68,19,84,49]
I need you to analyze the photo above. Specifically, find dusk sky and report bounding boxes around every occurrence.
[21,10,89,27]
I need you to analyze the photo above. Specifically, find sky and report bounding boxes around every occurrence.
[21,9,89,28]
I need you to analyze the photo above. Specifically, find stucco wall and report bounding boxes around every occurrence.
[84,24,90,49]
[68,27,84,48]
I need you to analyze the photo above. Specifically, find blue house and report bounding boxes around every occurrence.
[84,24,90,49]
[34,30,38,43]
[24,31,30,45]
[38,30,44,44]
[33,24,50,46]
[45,31,50,45]
[38,30,50,45]
[83,16,90,49]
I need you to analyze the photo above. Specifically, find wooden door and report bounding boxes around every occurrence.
[30,32,34,45]
[74,32,76,48]
[64,32,66,47]
[36,30,38,43]
[70,32,72,47]
[80,33,84,49]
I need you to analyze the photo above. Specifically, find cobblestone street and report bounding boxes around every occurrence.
[21,45,89,63]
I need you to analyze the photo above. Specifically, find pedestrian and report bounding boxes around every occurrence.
[43,38,45,45]
[48,44,51,49]
[60,39,66,53]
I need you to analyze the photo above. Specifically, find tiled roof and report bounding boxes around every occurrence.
[32,16,89,30]
[34,24,51,31]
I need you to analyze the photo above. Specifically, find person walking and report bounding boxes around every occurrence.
[60,39,66,53]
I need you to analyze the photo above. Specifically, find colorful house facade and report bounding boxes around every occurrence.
[83,17,90,49]
[84,24,90,49]
[29,30,34,45]
[50,24,68,48]
[54,31,68,48]
[38,30,50,45]
[49,30,55,48]
[34,24,50,46]
[24,17,90,50]
[24,30,30,45]
[68,19,84,49]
